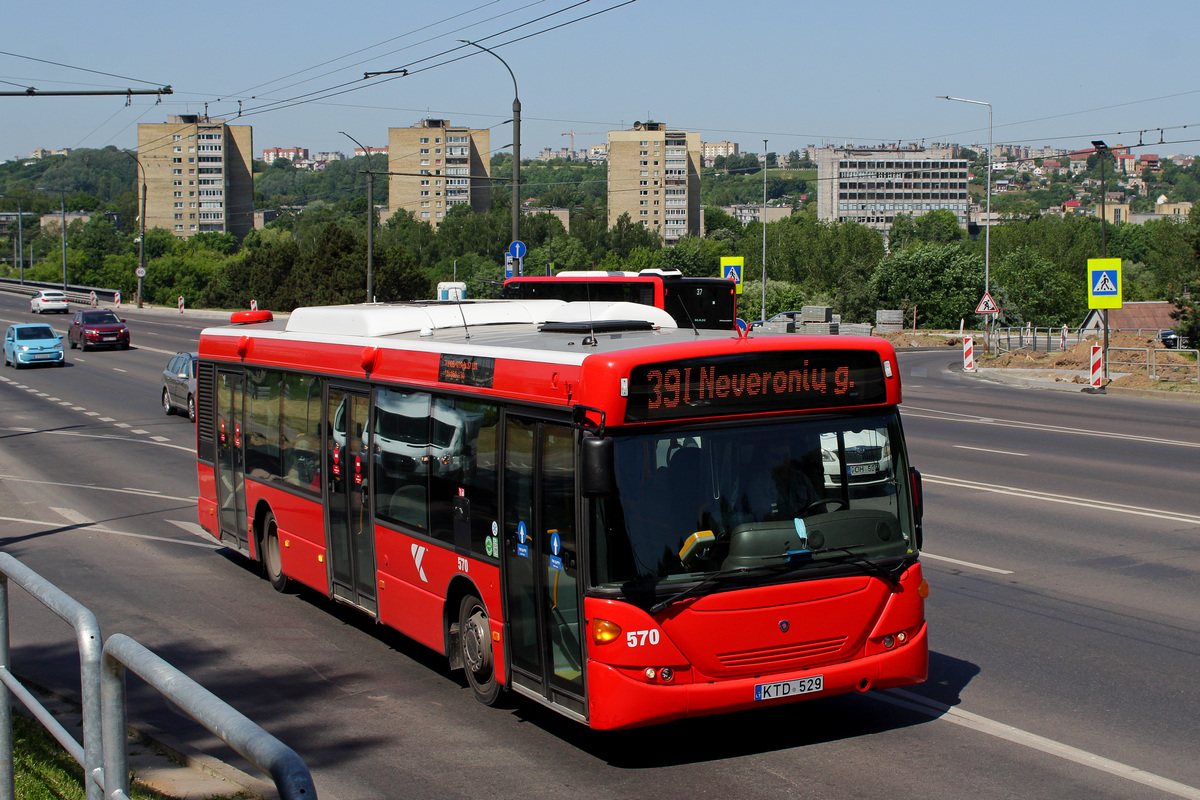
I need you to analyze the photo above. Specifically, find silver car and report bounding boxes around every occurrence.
[161,351,198,422]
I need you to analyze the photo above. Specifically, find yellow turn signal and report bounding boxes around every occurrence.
[917,579,930,598]
[592,618,622,645]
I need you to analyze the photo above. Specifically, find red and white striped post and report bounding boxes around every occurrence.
[178,296,185,315]
[1060,325,1068,350]
[250,299,258,312]
[114,291,121,309]
[1090,345,1103,388]
[963,336,975,372]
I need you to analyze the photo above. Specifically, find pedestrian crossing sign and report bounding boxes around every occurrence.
[1087,258,1122,309]
[721,256,745,295]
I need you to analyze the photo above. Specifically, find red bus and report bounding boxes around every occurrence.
[501,269,737,330]
[195,299,927,729]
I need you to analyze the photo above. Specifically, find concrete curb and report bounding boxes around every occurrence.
[959,365,1200,402]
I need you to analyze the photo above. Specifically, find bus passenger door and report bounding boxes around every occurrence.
[503,418,585,716]
[214,370,248,552]
[326,387,377,615]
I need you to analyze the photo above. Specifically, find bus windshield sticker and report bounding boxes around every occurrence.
[549,530,562,570]
[625,350,887,422]
[517,521,529,558]
[439,354,496,388]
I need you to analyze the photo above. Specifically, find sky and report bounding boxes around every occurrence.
[3,0,1199,165]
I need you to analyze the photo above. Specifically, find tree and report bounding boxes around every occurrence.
[871,243,983,329]
[991,245,1084,326]
[703,207,742,239]
[888,213,917,251]
[913,209,965,243]
[608,212,660,258]
[1167,278,1200,348]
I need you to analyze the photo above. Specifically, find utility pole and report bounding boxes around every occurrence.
[340,132,377,302]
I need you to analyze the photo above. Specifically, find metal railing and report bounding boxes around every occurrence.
[0,277,120,306]
[0,552,317,800]
[990,325,1085,355]
[1108,346,1200,383]
[0,553,103,800]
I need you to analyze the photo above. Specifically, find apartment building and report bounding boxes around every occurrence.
[815,145,970,233]
[607,122,701,245]
[700,140,739,167]
[137,116,254,240]
[388,119,489,229]
[263,146,309,162]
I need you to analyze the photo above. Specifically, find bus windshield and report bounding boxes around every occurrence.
[591,412,914,591]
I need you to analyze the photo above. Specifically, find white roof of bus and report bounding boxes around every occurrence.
[283,299,676,338]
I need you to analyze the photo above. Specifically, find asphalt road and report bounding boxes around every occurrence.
[1,293,1198,800]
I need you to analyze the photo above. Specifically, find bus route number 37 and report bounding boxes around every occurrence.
[627,629,660,647]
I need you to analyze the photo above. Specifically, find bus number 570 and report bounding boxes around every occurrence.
[626,629,660,647]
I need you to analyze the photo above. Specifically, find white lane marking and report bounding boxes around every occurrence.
[906,405,1200,450]
[131,429,149,435]
[166,519,218,543]
[85,411,99,416]
[98,417,114,422]
[0,426,193,453]
[921,553,1014,575]
[113,422,130,428]
[50,507,93,525]
[952,444,1028,457]
[135,344,180,356]
[878,689,1200,799]
[113,368,127,373]
[0,516,218,550]
[924,474,1200,526]
[151,435,170,442]
[4,475,195,502]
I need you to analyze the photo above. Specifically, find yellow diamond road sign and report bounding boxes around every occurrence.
[1087,258,1122,310]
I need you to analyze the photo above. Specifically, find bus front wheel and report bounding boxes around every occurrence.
[459,594,500,705]
[262,511,289,593]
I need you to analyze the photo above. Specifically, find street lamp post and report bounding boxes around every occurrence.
[762,139,768,324]
[1092,140,1111,382]
[0,195,24,283]
[124,152,148,307]
[37,187,69,291]
[460,39,520,247]
[340,132,376,302]
[939,95,992,341]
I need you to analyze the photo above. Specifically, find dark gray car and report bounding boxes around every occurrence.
[161,351,198,422]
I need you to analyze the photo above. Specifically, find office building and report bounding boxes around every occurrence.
[815,145,970,233]
[607,122,701,245]
[137,116,254,240]
[388,119,490,229]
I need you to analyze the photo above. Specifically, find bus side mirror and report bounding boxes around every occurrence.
[581,436,616,498]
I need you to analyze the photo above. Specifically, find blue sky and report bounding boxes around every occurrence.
[3,0,1198,164]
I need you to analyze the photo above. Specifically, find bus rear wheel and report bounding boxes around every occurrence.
[459,594,500,705]
[262,511,289,593]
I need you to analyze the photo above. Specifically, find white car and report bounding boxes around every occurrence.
[30,290,70,314]
[821,428,892,491]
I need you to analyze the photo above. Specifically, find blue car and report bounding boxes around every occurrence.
[3,323,66,368]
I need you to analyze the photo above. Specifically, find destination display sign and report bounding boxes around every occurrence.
[439,354,495,388]
[624,350,887,422]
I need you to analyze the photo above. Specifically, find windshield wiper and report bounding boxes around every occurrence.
[784,545,909,589]
[648,562,794,615]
